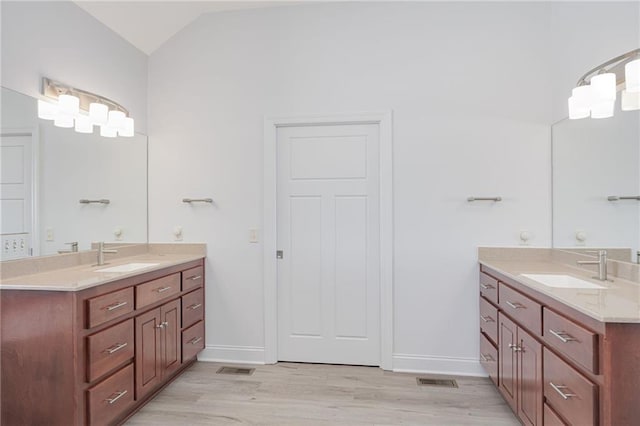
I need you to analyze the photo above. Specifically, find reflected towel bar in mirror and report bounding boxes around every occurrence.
[607,196,640,201]
[183,198,213,203]
[79,199,110,204]
[467,196,502,202]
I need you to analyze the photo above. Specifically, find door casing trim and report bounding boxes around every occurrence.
[263,111,393,370]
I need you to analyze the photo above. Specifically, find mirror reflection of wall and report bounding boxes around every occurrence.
[552,102,640,261]
[0,87,148,259]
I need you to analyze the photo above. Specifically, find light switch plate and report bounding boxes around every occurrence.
[249,229,259,243]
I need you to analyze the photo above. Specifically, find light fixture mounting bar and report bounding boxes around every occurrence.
[576,48,640,87]
[42,77,129,115]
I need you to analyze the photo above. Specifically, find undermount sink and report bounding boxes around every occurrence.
[520,273,606,289]
[95,262,159,273]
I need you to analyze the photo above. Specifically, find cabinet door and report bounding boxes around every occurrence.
[498,313,517,413]
[517,327,543,426]
[135,307,162,399]
[161,299,181,377]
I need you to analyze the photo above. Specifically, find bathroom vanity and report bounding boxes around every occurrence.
[478,249,640,426]
[0,245,206,425]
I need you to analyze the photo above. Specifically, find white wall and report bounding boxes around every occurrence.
[148,2,554,373]
[1,1,148,132]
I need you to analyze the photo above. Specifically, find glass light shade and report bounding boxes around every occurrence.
[74,115,93,133]
[625,59,640,93]
[89,103,109,125]
[622,90,640,111]
[107,110,126,130]
[100,125,118,138]
[572,85,592,110]
[568,96,589,119]
[590,101,615,119]
[118,117,135,137]
[591,73,617,102]
[37,100,57,120]
[58,94,80,116]
[54,115,74,128]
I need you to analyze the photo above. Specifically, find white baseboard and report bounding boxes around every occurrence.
[198,344,266,364]
[392,353,486,377]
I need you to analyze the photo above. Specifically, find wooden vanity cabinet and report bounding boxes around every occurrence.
[480,265,640,426]
[0,258,205,426]
[135,299,181,400]
[497,311,543,426]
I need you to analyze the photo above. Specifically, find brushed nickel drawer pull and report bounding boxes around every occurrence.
[189,275,202,281]
[188,303,203,310]
[105,301,127,311]
[105,342,128,354]
[480,315,494,323]
[156,286,172,293]
[105,390,128,404]
[480,283,495,290]
[508,343,522,352]
[480,353,494,362]
[549,329,576,343]
[550,382,576,400]
[155,321,168,329]
[506,301,524,309]
[189,337,203,345]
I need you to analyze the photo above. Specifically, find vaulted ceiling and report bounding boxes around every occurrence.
[74,1,300,55]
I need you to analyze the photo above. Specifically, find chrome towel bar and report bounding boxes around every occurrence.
[182,198,213,203]
[467,196,502,202]
[607,196,640,201]
[79,199,110,204]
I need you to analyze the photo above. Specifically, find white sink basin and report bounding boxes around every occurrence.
[95,262,159,273]
[520,274,606,289]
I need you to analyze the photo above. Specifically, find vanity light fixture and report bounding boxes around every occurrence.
[37,77,134,137]
[568,48,640,119]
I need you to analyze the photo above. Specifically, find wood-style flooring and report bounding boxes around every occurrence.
[125,362,518,425]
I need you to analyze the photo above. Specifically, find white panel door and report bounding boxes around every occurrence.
[277,123,380,366]
[0,133,34,259]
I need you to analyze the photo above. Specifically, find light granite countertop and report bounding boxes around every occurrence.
[480,257,640,323]
[0,244,205,292]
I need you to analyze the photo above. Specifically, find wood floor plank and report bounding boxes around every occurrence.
[125,362,518,425]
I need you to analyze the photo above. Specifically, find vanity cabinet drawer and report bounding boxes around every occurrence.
[479,272,499,305]
[87,363,134,426]
[182,320,205,362]
[87,319,134,382]
[480,297,498,345]
[182,266,204,292]
[499,283,541,336]
[182,288,204,329]
[86,287,134,329]
[136,273,180,309]
[544,348,596,426]
[480,333,498,386]
[544,403,568,426]
[543,308,598,374]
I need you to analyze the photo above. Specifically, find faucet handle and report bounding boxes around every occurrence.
[65,241,79,252]
[585,249,607,256]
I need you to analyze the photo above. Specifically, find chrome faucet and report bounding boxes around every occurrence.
[57,241,79,254]
[96,242,117,266]
[577,250,608,281]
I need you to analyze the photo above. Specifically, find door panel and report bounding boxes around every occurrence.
[277,123,380,366]
[135,308,161,399]
[518,327,543,426]
[161,300,181,377]
[289,196,323,336]
[499,312,518,412]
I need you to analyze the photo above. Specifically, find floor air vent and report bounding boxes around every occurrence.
[216,366,255,376]
[416,377,458,388]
